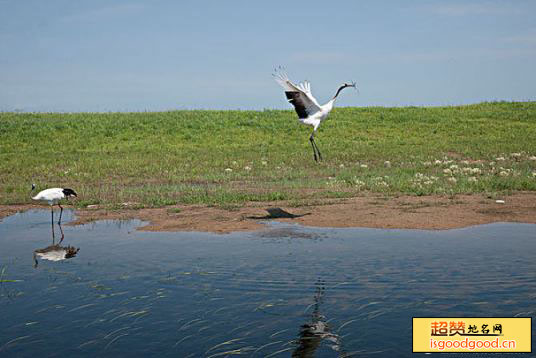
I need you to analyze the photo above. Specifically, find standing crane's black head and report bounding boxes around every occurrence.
[62,188,78,198]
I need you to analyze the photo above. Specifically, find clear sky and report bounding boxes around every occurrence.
[1,0,535,112]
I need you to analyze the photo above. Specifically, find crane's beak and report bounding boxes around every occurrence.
[351,81,359,94]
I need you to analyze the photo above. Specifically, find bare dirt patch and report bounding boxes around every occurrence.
[2,193,535,233]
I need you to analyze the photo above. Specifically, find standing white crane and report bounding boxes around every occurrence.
[30,184,77,224]
[273,67,356,161]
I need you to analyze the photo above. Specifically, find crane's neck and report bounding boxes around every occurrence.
[30,184,36,200]
[332,84,348,100]
[322,99,335,114]
[323,84,354,115]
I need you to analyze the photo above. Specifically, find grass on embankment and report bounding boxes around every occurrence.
[1,102,535,209]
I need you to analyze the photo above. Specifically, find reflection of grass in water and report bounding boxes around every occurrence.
[0,266,23,283]
[0,265,25,302]
[90,282,112,290]
[0,335,31,352]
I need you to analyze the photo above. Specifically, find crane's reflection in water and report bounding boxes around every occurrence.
[293,280,347,357]
[33,221,80,268]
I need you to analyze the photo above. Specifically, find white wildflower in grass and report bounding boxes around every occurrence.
[353,178,365,187]
[261,161,267,166]
[339,164,345,168]
[449,164,459,170]
[412,173,438,187]
[244,166,251,171]
[371,176,389,188]
[462,167,481,175]
[468,176,478,183]
[532,172,536,178]
[498,167,513,176]
[360,164,368,169]
[511,152,521,158]
[529,156,536,161]
[232,161,238,166]
[496,156,505,161]
[443,168,452,175]
[461,160,469,165]
[326,177,337,186]
[384,160,391,168]
[434,160,442,165]
[489,161,496,166]
[225,168,233,173]
[422,161,432,166]
[447,177,457,184]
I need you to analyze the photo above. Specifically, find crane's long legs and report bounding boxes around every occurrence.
[313,139,323,161]
[58,203,63,225]
[58,221,65,244]
[309,132,323,162]
[51,208,55,243]
[309,136,318,162]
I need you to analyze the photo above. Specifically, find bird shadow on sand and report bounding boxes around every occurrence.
[247,207,311,220]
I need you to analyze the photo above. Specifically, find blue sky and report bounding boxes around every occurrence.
[1,0,535,112]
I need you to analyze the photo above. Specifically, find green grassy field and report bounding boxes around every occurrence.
[1,102,535,209]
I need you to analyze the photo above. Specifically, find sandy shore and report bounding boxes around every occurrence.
[2,193,536,233]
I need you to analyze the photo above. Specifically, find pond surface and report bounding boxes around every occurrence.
[0,210,535,357]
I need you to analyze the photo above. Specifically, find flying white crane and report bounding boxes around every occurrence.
[273,67,356,161]
[30,184,78,224]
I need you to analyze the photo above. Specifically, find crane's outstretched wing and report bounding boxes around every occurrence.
[273,67,321,119]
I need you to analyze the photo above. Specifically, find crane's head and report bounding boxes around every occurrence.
[62,188,78,198]
[31,183,36,191]
[65,246,80,259]
[344,81,358,91]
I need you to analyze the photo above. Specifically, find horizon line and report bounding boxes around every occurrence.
[2,100,534,114]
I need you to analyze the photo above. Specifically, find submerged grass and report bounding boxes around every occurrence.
[1,102,535,208]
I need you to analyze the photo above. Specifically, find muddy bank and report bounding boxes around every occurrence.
[2,193,536,233]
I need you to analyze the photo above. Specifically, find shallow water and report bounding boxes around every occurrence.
[0,210,535,357]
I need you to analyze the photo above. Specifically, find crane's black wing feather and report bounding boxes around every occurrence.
[273,67,321,118]
[285,91,309,119]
